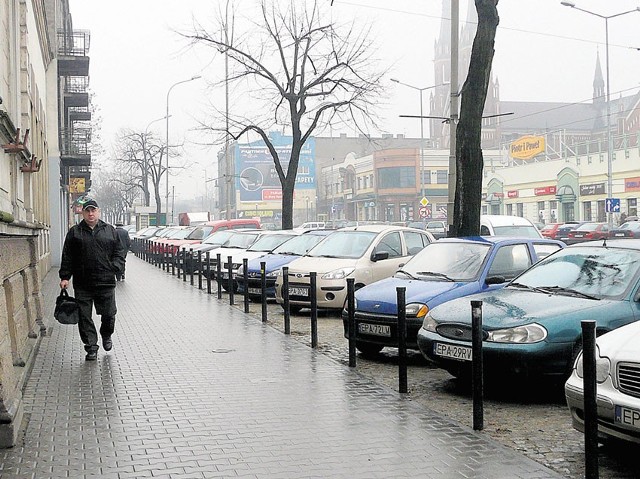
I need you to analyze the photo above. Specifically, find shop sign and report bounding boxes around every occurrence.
[579,183,605,196]
[535,186,556,196]
[507,190,519,198]
[509,135,545,160]
[625,177,640,192]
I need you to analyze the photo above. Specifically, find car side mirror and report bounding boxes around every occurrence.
[485,275,506,285]
[371,251,389,262]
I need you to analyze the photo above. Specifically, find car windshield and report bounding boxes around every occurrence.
[187,226,212,240]
[307,231,377,259]
[223,232,260,248]
[426,222,445,230]
[247,234,297,252]
[169,228,194,239]
[272,233,329,255]
[492,225,540,238]
[620,222,640,231]
[511,246,640,299]
[399,242,491,281]
[202,230,235,245]
[575,223,600,232]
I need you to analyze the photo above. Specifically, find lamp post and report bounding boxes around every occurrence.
[165,75,201,225]
[391,78,440,206]
[561,1,640,226]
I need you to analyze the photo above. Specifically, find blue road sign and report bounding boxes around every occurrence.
[606,198,621,213]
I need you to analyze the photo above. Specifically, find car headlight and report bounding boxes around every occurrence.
[575,347,611,383]
[405,303,429,319]
[486,323,547,343]
[422,314,437,332]
[322,267,355,280]
[266,269,280,278]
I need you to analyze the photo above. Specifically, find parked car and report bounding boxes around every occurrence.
[566,222,609,244]
[236,229,334,301]
[407,220,448,239]
[480,215,542,238]
[275,225,435,312]
[555,222,585,244]
[609,221,640,239]
[416,240,640,380]
[565,320,640,445]
[178,229,240,273]
[343,237,564,356]
[540,223,563,240]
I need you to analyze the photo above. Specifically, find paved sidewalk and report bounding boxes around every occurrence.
[0,256,563,478]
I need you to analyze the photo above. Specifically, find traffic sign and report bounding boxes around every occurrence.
[605,198,620,213]
[420,197,429,207]
[419,206,430,218]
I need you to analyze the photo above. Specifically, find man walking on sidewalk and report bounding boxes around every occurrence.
[59,198,126,361]
[115,223,131,281]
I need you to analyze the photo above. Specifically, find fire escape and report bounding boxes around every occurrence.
[57,29,91,197]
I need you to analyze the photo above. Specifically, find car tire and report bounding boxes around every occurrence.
[249,295,261,303]
[355,341,383,357]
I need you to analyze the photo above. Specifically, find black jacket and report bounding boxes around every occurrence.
[59,220,126,289]
[116,226,131,252]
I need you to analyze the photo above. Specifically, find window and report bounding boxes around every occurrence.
[422,170,431,184]
[377,167,416,189]
[404,231,429,255]
[506,204,513,215]
[375,232,402,258]
[357,177,362,190]
[436,170,448,184]
[537,201,545,212]
[488,244,532,280]
[582,201,592,222]
[516,203,523,217]
[532,243,562,260]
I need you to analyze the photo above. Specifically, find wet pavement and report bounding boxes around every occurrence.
[0,256,563,478]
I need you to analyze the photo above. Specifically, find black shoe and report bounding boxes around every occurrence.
[85,351,97,361]
[103,337,113,351]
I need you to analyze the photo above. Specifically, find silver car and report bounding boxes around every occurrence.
[565,320,640,444]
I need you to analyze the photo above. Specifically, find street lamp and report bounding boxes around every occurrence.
[561,1,640,225]
[144,115,169,135]
[165,75,201,225]
[391,78,441,204]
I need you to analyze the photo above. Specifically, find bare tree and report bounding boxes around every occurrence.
[113,130,167,217]
[451,0,499,237]
[91,161,140,224]
[184,0,385,229]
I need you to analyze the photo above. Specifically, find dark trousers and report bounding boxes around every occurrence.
[75,287,117,353]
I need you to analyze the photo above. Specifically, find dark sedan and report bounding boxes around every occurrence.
[566,222,609,244]
[609,221,640,239]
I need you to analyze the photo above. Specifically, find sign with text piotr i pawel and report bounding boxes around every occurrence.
[509,135,545,160]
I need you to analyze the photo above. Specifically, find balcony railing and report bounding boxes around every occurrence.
[57,30,90,57]
[60,128,91,157]
[63,76,89,93]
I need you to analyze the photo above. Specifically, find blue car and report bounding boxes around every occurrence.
[342,236,565,356]
[237,229,333,301]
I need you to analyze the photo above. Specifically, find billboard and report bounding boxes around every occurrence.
[509,135,545,160]
[235,136,315,202]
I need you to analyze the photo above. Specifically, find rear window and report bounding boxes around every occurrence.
[532,242,562,260]
[492,225,541,239]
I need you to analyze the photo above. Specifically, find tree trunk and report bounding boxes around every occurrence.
[451,0,499,237]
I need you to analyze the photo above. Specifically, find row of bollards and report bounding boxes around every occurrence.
[133,237,600,478]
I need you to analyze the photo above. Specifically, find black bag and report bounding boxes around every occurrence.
[54,289,80,325]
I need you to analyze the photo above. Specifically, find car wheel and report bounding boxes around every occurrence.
[249,295,261,303]
[355,341,383,357]
[281,304,303,314]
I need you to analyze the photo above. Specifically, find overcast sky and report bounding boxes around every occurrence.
[68,0,640,200]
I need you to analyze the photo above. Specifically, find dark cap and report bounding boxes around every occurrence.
[82,199,99,210]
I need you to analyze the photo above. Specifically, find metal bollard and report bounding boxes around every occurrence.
[171,250,176,276]
[177,250,182,279]
[227,256,234,305]
[283,267,290,335]
[347,278,356,367]
[581,320,599,479]
[206,252,211,294]
[216,253,222,299]
[243,258,249,313]
[310,272,318,348]
[183,251,188,282]
[162,251,166,271]
[397,286,407,393]
[198,251,203,290]
[471,300,484,431]
[261,261,267,323]
[190,250,195,286]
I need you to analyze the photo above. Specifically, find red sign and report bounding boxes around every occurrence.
[625,177,640,192]
[418,206,431,218]
[262,189,283,201]
[534,186,557,196]
[507,190,519,198]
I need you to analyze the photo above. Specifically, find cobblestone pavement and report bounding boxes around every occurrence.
[0,257,564,479]
[242,290,640,479]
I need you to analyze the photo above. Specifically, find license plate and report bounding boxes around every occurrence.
[248,287,262,295]
[358,323,391,337]
[574,234,584,238]
[615,233,625,237]
[433,342,473,361]
[615,405,640,429]
[289,286,308,297]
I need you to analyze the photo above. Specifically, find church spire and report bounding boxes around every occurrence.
[593,49,605,105]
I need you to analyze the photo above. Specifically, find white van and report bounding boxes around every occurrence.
[480,215,542,238]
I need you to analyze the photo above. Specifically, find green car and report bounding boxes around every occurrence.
[416,240,640,380]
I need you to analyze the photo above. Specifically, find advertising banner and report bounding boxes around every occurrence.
[236,137,315,202]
